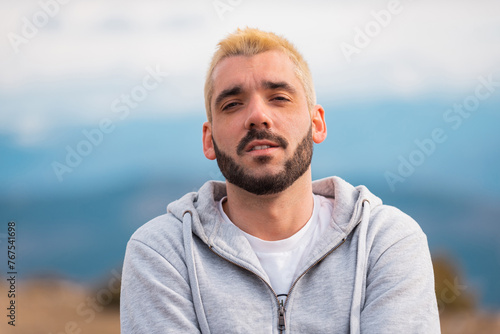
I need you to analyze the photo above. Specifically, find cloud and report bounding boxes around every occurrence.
[0,0,499,143]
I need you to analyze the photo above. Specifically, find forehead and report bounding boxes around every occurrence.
[211,50,300,94]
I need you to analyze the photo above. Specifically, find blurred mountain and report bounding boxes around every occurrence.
[0,98,499,309]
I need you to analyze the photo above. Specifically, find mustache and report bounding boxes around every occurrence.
[236,129,289,155]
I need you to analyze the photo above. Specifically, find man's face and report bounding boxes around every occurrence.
[203,50,326,195]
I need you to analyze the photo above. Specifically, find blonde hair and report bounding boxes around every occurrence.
[204,28,316,122]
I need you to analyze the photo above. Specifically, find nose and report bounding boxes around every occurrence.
[244,95,273,130]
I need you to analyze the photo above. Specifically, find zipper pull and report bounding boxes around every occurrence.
[278,305,286,332]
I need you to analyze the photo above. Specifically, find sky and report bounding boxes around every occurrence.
[1,0,500,309]
[1,0,499,147]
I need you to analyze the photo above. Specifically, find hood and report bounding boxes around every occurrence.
[167,176,384,334]
[167,176,383,246]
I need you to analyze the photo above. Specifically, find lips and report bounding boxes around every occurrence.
[236,129,289,156]
[245,140,280,152]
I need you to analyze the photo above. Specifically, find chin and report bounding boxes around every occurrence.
[247,164,284,176]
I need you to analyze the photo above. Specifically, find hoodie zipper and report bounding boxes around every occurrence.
[208,246,283,330]
[209,237,346,333]
[278,304,286,332]
[279,237,346,332]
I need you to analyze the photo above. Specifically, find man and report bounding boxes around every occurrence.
[120,28,440,333]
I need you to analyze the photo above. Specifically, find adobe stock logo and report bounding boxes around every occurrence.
[437,277,468,314]
[385,73,499,192]
[48,268,122,334]
[339,0,410,63]
[7,0,73,54]
[51,65,168,182]
[212,0,243,21]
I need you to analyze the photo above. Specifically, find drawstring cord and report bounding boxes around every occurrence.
[182,199,371,334]
[350,199,371,334]
[182,211,211,334]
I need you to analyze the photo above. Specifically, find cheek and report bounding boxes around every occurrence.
[212,114,241,133]
[283,115,310,136]
[213,116,246,140]
[212,129,236,151]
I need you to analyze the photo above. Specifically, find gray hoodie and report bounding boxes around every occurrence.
[120,176,440,333]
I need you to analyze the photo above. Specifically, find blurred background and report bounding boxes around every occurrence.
[1,0,499,333]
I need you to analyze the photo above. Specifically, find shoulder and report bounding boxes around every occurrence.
[366,204,428,257]
[127,213,185,262]
[370,204,424,238]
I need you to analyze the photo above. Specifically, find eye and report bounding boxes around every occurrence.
[271,95,291,102]
[222,101,240,111]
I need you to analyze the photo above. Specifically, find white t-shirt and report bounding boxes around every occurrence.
[218,194,334,303]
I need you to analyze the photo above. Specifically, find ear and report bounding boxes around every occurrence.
[311,104,327,144]
[202,121,216,160]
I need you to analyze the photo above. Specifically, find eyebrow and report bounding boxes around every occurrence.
[262,80,297,95]
[214,86,242,109]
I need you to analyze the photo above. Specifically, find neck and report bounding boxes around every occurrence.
[222,169,314,241]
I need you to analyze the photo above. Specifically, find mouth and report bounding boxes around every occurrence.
[236,129,289,156]
[245,140,280,153]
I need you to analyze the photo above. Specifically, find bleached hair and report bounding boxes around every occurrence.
[204,27,316,122]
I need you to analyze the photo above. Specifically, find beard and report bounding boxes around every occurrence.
[212,125,313,195]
